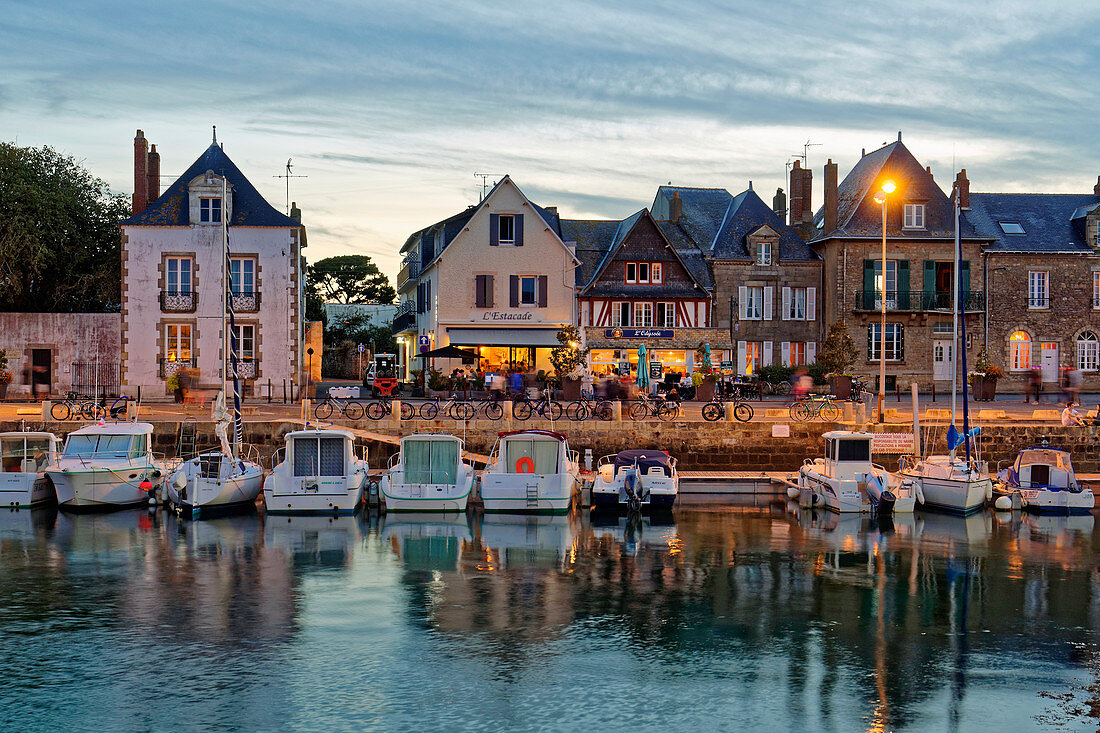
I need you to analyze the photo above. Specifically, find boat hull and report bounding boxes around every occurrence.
[381,475,472,513]
[914,476,990,514]
[1022,488,1095,515]
[47,464,156,512]
[264,475,364,515]
[166,462,265,518]
[0,473,54,508]
[480,472,577,515]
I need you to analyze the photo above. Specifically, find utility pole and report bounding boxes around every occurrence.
[273,159,307,214]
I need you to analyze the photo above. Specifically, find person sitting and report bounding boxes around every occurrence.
[1061,401,1086,427]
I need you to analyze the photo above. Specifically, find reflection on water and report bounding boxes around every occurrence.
[1,505,1099,730]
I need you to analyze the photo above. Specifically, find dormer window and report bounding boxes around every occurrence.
[903,204,925,229]
[756,240,772,265]
[200,197,222,223]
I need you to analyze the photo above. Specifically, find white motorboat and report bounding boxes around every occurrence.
[0,431,60,508]
[47,422,164,511]
[380,434,474,513]
[263,429,368,515]
[798,431,917,514]
[167,451,265,518]
[481,430,580,515]
[997,447,1094,515]
[591,449,678,512]
[899,455,992,515]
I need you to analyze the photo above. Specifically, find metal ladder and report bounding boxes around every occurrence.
[525,482,539,508]
[176,417,198,460]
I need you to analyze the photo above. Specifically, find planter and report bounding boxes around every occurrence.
[830,375,852,400]
[695,378,716,402]
[562,378,582,401]
[0,382,7,399]
[971,375,998,401]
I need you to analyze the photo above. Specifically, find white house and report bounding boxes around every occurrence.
[118,130,305,398]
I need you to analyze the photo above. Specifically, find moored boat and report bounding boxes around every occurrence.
[997,447,1093,515]
[0,431,60,508]
[798,431,917,514]
[480,430,580,514]
[167,451,264,518]
[46,422,164,511]
[591,449,678,512]
[380,434,474,513]
[263,429,367,515]
[899,455,992,515]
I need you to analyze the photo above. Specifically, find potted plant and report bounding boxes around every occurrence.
[426,368,450,396]
[819,320,858,399]
[693,344,718,401]
[968,348,1004,401]
[550,325,589,400]
[0,349,12,400]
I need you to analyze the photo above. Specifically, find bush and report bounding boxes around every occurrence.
[807,361,828,386]
[758,364,793,385]
[426,368,450,391]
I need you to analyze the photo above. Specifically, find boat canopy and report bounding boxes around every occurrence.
[614,450,672,476]
[0,433,56,473]
[403,437,459,485]
[504,437,560,475]
[292,434,347,477]
[1017,448,1073,472]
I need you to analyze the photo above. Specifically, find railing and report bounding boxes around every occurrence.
[159,358,193,378]
[227,360,257,379]
[392,302,416,333]
[397,255,420,289]
[228,291,261,312]
[1028,296,1050,309]
[854,290,985,312]
[160,290,197,312]
[71,362,121,397]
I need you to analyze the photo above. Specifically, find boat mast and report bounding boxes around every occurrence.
[949,181,961,459]
[221,177,228,412]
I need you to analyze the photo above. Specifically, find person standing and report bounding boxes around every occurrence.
[1025,369,1041,404]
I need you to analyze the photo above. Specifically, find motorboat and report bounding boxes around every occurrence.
[166,451,264,518]
[47,422,164,511]
[380,434,475,513]
[263,429,368,515]
[0,431,60,507]
[591,449,678,512]
[797,431,917,514]
[899,455,992,515]
[480,430,580,514]
[997,447,1094,515]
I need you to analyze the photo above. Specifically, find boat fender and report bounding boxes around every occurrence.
[516,457,535,474]
[994,495,1012,511]
[139,479,152,493]
[786,486,800,500]
[877,490,897,516]
[174,473,187,490]
[986,483,993,502]
[914,482,925,506]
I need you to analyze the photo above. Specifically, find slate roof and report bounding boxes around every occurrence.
[966,193,1100,252]
[655,220,714,291]
[652,186,733,250]
[120,143,301,227]
[560,218,620,287]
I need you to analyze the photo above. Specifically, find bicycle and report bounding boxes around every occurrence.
[419,394,504,421]
[701,397,754,422]
[628,394,680,421]
[513,390,563,421]
[565,393,614,421]
[50,393,128,421]
[789,393,841,422]
[365,398,416,421]
[313,396,365,421]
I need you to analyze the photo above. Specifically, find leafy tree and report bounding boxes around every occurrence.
[549,324,588,378]
[819,319,859,375]
[325,313,397,353]
[307,255,396,305]
[0,143,129,312]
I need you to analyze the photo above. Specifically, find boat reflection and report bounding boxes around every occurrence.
[264,512,366,569]
[475,514,578,570]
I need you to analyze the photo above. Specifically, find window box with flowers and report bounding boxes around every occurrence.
[967,348,1003,401]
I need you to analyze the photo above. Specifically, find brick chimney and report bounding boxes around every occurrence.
[772,188,786,219]
[801,166,813,224]
[789,161,812,226]
[146,144,160,205]
[1094,175,1100,196]
[669,190,683,223]
[290,201,302,222]
[132,130,148,215]
[955,169,970,209]
[823,159,838,233]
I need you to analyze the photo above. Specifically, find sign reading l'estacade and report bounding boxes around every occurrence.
[479,311,535,322]
[604,328,675,339]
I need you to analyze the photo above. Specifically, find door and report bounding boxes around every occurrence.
[932,341,953,381]
[31,349,51,394]
[1040,342,1059,383]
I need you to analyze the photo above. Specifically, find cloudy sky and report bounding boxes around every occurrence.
[2,0,1098,280]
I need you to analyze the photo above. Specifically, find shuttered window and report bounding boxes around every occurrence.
[474,275,494,308]
[868,324,904,361]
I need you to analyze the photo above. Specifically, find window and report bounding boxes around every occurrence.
[788,342,806,366]
[229,258,255,295]
[999,221,1025,234]
[903,204,925,229]
[612,302,631,327]
[638,263,651,283]
[868,323,904,361]
[166,257,192,294]
[199,197,222,223]
[498,215,515,245]
[292,436,346,477]
[232,324,255,361]
[651,263,663,284]
[1078,332,1100,371]
[519,276,537,306]
[874,260,898,301]
[634,302,653,327]
[625,262,661,284]
[744,287,763,319]
[1009,331,1031,370]
[743,342,763,375]
[788,288,807,320]
[165,324,193,362]
[656,302,675,328]
[625,262,637,283]
[1093,272,1100,309]
[756,240,772,265]
[1028,271,1049,308]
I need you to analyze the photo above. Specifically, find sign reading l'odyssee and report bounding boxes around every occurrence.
[604,328,674,339]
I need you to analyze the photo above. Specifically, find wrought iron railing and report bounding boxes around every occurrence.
[160,290,197,312]
[854,290,985,312]
[159,358,193,378]
[226,360,257,379]
[1028,296,1050,309]
[392,310,416,333]
[228,291,261,312]
[397,254,420,289]
[71,362,121,397]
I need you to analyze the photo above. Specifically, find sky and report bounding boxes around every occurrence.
[2,0,1098,281]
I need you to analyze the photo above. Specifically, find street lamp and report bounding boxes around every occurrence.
[873,181,895,423]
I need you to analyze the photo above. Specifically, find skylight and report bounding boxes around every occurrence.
[999,221,1025,234]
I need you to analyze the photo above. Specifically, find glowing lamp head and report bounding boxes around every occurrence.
[881,180,896,194]
[873,191,887,205]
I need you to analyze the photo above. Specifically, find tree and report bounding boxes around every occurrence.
[819,319,859,375]
[320,313,399,379]
[549,324,588,378]
[307,255,396,306]
[0,143,129,312]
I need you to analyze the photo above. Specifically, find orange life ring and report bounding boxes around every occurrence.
[515,456,535,473]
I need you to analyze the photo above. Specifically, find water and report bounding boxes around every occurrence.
[1,505,1098,732]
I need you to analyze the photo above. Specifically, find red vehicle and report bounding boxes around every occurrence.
[364,353,400,397]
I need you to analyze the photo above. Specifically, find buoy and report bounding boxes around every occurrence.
[994,495,1012,511]
[516,456,535,474]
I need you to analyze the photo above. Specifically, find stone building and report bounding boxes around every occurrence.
[119,130,306,398]
[652,186,823,376]
[966,177,1100,391]
[810,135,987,391]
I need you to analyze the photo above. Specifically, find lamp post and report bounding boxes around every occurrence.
[873,181,895,423]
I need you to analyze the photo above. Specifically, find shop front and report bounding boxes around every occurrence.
[584,327,731,380]
[444,326,562,374]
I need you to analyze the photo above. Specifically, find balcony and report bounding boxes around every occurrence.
[397,255,420,290]
[159,357,193,378]
[160,290,197,313]
[228,291,261,313]
[854,290,985,313]
[392,302,416,334]
[226,360,257,379]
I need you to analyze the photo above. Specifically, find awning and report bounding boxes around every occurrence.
[447,327,561,348]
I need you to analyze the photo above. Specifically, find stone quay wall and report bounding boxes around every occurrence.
[7,418,1100,474]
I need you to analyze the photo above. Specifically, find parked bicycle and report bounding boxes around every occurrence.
[565,393,614,421]
[701,397,754,422]
[789,393,841,422]
[49,393,129,421]
[313,396,365,421]
[420,394,504,421]
[513,390,563,421]
[365,399,416,421]
[628,394,679,421]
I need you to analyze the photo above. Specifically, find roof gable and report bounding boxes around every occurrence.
[712,189,815,261]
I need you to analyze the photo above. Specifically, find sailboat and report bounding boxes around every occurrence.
[898,176,992,514]
[165,178,265,519]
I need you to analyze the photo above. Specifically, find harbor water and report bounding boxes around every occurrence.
[1,505,1098,731]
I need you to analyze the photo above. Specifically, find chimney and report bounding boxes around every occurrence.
[146,144,160,205]
[544,205,558,214]
[925,165,933,179]
[789,160,803,226]
[955,169,970,209]
[800,165,813,224]
[669,191,683,223]
[1094,175,1100,196]
[132,130,148,215]
[772,188,786,219]
[290,201,302,222]
[824,159,838,233]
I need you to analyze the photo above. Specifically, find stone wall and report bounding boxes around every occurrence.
[0,313,121,398]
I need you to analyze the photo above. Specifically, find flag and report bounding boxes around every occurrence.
[946,424,964,450]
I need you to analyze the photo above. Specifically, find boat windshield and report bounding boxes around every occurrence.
[1018,450,1071,472]
[504,439,559,474]
[64,434,141,459]
[404,440,458,485]
[1,437,51,472]
[836,440,870,461]
[293,436,346,477]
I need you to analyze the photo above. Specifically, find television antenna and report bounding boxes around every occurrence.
[786,139,822,175]
[273,159,307,214]
[474,172,505,202]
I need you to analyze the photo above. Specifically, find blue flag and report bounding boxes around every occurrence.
[946,424,964,450]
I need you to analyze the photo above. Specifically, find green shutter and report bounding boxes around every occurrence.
[922,260,935,310]
[897,324,905,361]
[863,260,875,310]
[898,260,910,309]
